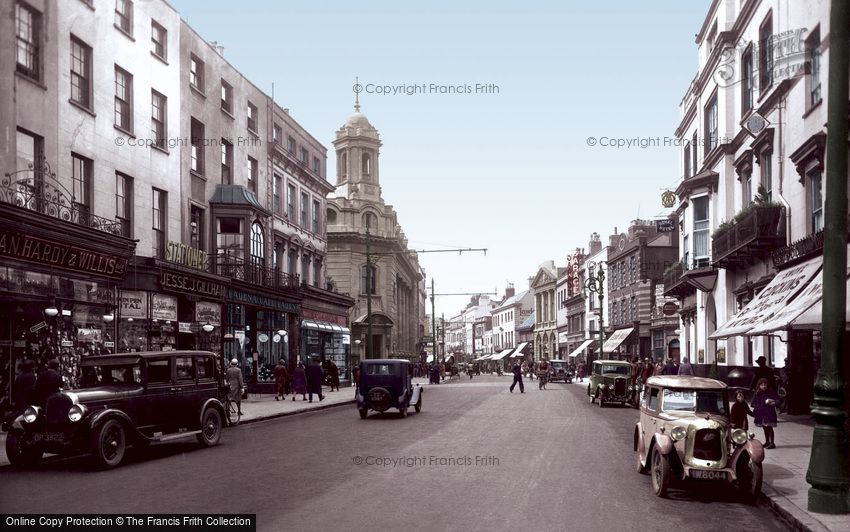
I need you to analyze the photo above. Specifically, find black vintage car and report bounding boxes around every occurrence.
[357,359,423,419]
[5,351,225,469]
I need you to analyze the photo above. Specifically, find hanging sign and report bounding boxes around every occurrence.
[195,301,222,326]
[661,191,676,208]
[151,294,178,321]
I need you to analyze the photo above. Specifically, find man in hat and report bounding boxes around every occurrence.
[751,356,777,392]
[33,358,62,407]
[226,358,244,416]
[305,357,325,403]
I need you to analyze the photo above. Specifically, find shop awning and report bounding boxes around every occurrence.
[790,275,850,329]
[710,256,822,339]
[568,339,594,358]
[602,328,633,353]
[491,349,514,361]
[444,354,454,362]
[510,342,529,357]
[426,355,434,363]
[301,320,319,330]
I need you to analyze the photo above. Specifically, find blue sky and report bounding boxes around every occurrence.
[171,0,712,318]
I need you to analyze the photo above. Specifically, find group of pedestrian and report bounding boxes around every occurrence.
[12,358,63,413]
[730,356,780,449]
[271,357,331,403]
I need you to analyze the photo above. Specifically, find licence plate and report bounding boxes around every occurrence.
[690,469,726,481]
[32,432,64,443]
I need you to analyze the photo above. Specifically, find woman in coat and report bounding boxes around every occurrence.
[752,377,780,448]
[226,358,244,416]
[328,361,340,392]
[291,361,307,401]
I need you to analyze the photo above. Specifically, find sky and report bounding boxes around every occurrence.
[170,0,712,319]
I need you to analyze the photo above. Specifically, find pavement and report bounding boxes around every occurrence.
[565,377,850,532]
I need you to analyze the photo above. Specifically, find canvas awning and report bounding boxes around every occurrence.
[426,355,434,363]
[510,342,529,357]
[602,328,633,353]
[568,339,594,358]
[710,255,822,339]
[444,354,454,362]
[491,349,514,360]
[790,276,850,329]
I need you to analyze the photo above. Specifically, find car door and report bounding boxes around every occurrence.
[141,357,174,434]
[174,355,198,429]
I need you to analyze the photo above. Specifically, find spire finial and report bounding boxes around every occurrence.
[354,76,361,112]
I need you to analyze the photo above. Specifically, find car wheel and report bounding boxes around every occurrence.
[414,397,422,413]
[5,429,42,468]
[358,408,368,419]
[92,419,126,469]
[651,447,671,498]
[738,457,763,504]
[636,448,648,475]
[196,408,222,447]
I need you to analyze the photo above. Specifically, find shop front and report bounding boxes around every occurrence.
[300,285,355,383]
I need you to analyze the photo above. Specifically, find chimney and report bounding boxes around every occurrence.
[505,283,515,299]
[589,232,602,255]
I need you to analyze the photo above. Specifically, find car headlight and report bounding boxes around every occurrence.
[68,404,87,422]
[731,428,748,445]
[671,426,687,441]
[22,406,41,424]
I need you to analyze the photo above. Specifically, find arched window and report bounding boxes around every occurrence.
[339,151,347,178]
[361,152,371,175]
[362,212,376,230]
[360,264,376,295]
[327,208,337,224]
[250,222,264,265]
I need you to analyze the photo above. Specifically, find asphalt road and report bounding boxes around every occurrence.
[0,376,789,532]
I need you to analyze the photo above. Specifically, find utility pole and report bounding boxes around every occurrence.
[431,277,437,365]
[366,227,373,358]
[585,263,606,367]
[807,0,849,514]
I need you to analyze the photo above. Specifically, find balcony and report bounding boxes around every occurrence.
[662,261,695,298]
[209,254,299,291]
[712,205,785,268]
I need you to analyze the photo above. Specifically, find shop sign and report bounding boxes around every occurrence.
[655,219,675,233]
[342,335,351,345]
[179,322,192,333]
[226,288,299,314]
[151,294,178,321]
[120,291,148,319]
[160,271,224,298]
[72,280,114,304]
[0,229,127,278]
[301,309,346,326]
[104,341,115,348]
[662,302,678,316]
[61,340,73,347]
[165,241,208,271]
[195,301,222,327]
[258,333,270,343]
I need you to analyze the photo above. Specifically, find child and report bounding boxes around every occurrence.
[730,390,752,430]
[752,378,780,448]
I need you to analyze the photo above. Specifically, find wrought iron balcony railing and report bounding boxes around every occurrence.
[208,253,299,290]
[712,205,785,268]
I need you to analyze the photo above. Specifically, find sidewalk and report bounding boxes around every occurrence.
[567,379,850,532]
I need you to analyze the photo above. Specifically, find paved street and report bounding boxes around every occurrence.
[0,376,789,532]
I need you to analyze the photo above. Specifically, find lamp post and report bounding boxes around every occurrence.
[584,262,606,366]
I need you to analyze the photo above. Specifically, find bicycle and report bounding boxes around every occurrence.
[220,384,241,426]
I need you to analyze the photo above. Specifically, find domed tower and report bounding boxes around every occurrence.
[332,92,382,202]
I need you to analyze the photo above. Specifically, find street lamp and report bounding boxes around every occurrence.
[584,262,607,365]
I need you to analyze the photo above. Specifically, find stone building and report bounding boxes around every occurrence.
[530,261,561,360]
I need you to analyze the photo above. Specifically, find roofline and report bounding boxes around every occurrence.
[694,0,721,44]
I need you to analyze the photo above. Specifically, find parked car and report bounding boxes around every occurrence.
[587,359,633,406]
[357,359,423,419]
[548,359,573,383]
[5,351,225,469]
[633,375,764,501]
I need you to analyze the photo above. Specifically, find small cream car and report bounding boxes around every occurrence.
[634,376,764,501]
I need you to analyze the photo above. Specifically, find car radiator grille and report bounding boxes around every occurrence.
[45,394,73,428]
[693,428,723,461]
[614,378,627,395]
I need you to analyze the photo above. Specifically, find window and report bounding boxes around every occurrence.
[287,136,296,154]
[273,174,282,214]
[312,200,320,233]
[288,248,297,276]
[362,153,371,175]
[151,90,166,150]
[71,153,92,220]
[114,66,133,132]
[760,151,772,202]
[630,295,636,321]
[704,93,718,154]
[196,356,214,380]
[810,170,823,233]
[300,192,308,227]
[326,208,337,224]
[808,30,822,107]
[221,140,232,184]
[115,172,133,237]
[190,205,204,250]
[70,36,92,109]
[16,3,40,80]
[361,264,377,294]
[250,222,264,266]
[363,212,376,230]
[248,156,258,194]
[683,143,691,178]
[301,255,310,285]
[647,387,660,411]
[190,118,204,174]
[620,299,626,323]
[742,169,753,207]
[221,79,232,114]
[300,148,309,164]
[692,196,710,265]
[286,184,295,219]
[759,16,773,91]
[151,20,166,60]
[147,359,171,384]
[691,131,698,173]
[273,124,282,145]
[742,47,754,113]
[629,256,636,284]
[217,218,243,259]
[115,0,133,36]
[189,54,204,91]
[247,101,257,132]
[176,357,194,381]
[620,261,625,286]
[339,151,348,177]
[312,157,320,174]
[152,188,166,258]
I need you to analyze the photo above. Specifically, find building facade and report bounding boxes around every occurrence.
[583,235,609,366]
[530,261,560,360]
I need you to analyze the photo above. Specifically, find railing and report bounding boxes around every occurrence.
[1,158,126,236]
[772,230,825,269]
[209,253,299,290]
[662,261,692,297]
[713,205,785,267]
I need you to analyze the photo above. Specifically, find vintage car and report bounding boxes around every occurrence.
[634,376,764,501]
[5,351,225,469]
[357,359,423,419]
[548,359,573,383]
[587,359,633,406]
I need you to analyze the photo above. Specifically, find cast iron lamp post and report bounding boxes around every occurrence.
[584,262,606,365]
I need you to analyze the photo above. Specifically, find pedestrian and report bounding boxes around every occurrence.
[12,360,36,413]
[654,358,664,376]
[677,357,694,376]
[662,357,678,375]
[306,357,325,403]
[292,361,308,401]
[273,358,289,401]
[33,358,62,407]
[577,362,585,383]
[226,358,244,416]
[328,360,340,392]
[509,360,524,393]
[752,378,780,448]
[730,390,752,430]
[751,356,777,392]
[641,358,655,382]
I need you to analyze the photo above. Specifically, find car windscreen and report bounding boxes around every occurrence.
[601,365,630,375]
[81,364,142,387]
[662,389,728,415]
[550,361,567,368]
[363,364,396,376]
